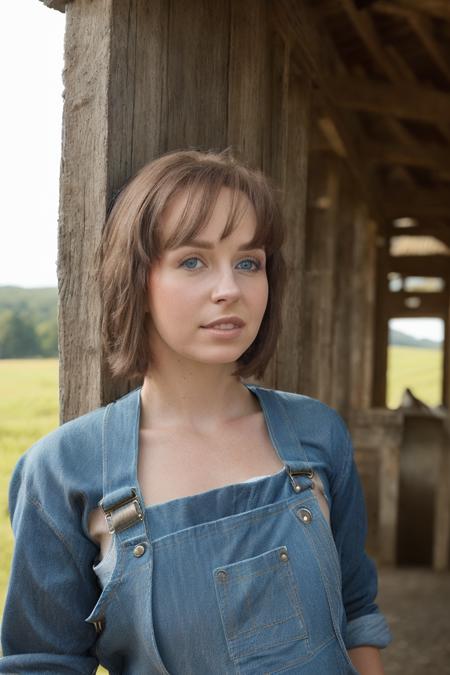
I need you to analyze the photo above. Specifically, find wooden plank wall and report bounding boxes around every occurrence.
[301,152,376,419]
[59,0,312,420]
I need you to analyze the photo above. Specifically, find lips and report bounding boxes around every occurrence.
[202,316,245,329]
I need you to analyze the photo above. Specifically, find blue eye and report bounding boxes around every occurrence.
[180,256,261,272]
[180,257,202,270]
[237,258,261,271]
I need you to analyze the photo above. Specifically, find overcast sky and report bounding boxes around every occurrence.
[0,0,64,289]
[0,2,443,344]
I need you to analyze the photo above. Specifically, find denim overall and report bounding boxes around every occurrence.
[87,384,361,674]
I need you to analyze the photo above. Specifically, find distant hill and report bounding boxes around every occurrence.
[389,328,442,350]
[0,286,58,358]
[0,286,57,322]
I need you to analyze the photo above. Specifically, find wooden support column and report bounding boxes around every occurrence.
[301,154,339,404]
[330,163,356,418]
[350,205,377,411]
[246,30,311,394]
[372,234,390,407]
[274,70,311,393]
[59,1,114,422]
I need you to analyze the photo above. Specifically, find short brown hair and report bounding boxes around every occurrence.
[99,149,287,381]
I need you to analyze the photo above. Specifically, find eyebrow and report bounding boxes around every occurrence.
[176,239,264,251]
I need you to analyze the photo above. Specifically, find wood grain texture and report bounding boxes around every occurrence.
[166,0,229,151]
[302,155,339,404]
[227,0,270,168]
[330,164,356,416]
[275,67,311,394]
[59,1,171,419]
[350,207,377,411]
[59,0,112,421]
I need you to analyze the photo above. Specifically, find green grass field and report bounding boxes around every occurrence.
[387,345,443,409]
[0,357,108,668]
[0,358,59,614]
[0,346,443,665]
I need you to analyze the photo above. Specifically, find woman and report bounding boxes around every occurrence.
[1,149,392,673]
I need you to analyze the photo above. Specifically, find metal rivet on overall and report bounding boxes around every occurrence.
[133,544,146,558]
[294,483,301,493]
[298,507,313,524]
[216,570,228,581]
[279,548,289,562]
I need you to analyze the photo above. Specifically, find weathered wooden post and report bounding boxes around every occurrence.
[301,153,340,404]
[350,204,377,411]
[55,0,312,421]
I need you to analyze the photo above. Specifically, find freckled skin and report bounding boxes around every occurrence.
[146,187,269,370]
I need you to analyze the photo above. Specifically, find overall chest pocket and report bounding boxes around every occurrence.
[212,545,309,663]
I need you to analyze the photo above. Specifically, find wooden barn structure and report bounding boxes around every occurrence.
[42,0,450,570]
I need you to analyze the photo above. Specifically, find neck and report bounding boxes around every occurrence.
[140,363,258,433]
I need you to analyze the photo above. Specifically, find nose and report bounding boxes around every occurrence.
[210,266,242,304]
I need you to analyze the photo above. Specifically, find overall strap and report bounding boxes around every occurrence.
[244,384,315,492]
[99,386,149,546]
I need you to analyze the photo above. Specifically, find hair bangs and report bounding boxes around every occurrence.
[160,171,258,249]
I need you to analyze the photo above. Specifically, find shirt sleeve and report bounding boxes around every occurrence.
[0,452,100,674]
[330,419,393,651]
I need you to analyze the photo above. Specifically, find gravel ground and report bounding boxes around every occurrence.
[377,565,450,675]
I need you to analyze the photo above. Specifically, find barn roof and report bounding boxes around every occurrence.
[274,0,450,245]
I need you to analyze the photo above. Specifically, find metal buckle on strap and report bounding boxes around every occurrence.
[285,465,315,492]
[93,619,104,634]
[101,489,144,534]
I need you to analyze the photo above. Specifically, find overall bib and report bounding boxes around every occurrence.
[86,385,360,675]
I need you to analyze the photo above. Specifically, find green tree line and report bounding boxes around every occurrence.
[0,287,58,359]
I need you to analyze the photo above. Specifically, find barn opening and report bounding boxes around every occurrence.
[387,316,445,409]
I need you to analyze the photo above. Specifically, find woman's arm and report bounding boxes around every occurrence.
[348,645,385,674]
[1,448,100,673]
[329,417,393,654]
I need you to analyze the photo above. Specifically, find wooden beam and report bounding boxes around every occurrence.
[329,77,450,124]
[386,291,448,316]
[388,255,450,277]
[332,15,438,185]
[340,0,399,82]
[272,0,387,226]
[384,187,450,218]
[407,12,450,84]
[318,117,346,157]
[365,138,450,173]
[408,14,450,82]
[374,1,450,21]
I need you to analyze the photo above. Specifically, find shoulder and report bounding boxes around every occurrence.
[249,384,352,478]
[15,404,106,483]
[9,387,140,517]
[9,404,106,518]
[251,384,349,439]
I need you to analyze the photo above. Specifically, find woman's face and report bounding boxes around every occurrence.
[146,187,269,370]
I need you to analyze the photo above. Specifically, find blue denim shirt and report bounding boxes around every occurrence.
[1,384,392,674]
